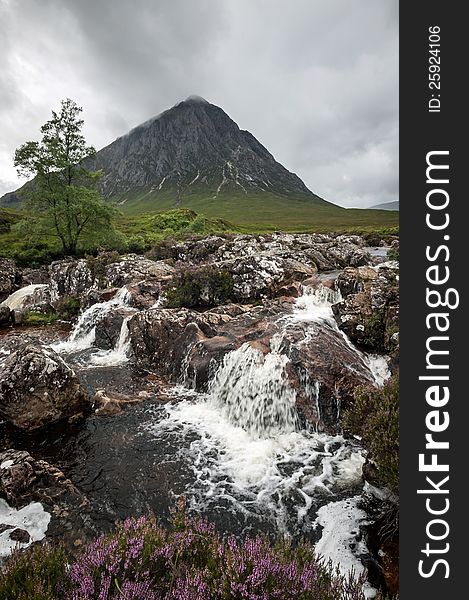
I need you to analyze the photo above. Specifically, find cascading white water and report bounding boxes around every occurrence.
[291,283,391,387]
[88,315,132,367]
[146,282,390,596]
[208,339,298,438]
[51,287,133,359]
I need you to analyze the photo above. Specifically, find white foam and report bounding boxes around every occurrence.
[208,340,298,438]
[51,287,132,354]
[0,498,50,558]
[88,316,132,367]
[315,496,376,598]
[148,395,365,533]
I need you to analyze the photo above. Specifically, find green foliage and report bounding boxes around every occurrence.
[343,375,399,495]
[362,232,383,246]
[23,311,58,325]
[0,543,67,600]
[0,208,21,234]
[165,266,234,308]
[362,310,387,353]
[13,99,116,256]
[387,247,399,261]
[54,295,81,320]
[86,251,121,287]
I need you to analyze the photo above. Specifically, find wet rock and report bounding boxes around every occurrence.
[130,299,376,431]
[129,308,231,380]
[94,389,144,417]
[0,258,20,302]
[8,527,31,543]
[332,263,399,354]
[94,308,130,350]
[0,449,93,547]
[0,344,91,430]
[126,280,163,309]
[0,305,11,326]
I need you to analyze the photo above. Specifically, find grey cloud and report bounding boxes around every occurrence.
[0,0,398,208]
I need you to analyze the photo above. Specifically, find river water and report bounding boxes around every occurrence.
[0,281,390,594]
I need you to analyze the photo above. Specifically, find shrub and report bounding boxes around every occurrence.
[23,310,58,325]
[165,266,234,308]
[0,507,381,599]
[343,375,399,495]
[362,232,382,247]
[387,247,399,261]
[86,251,121,287]
[0,543,67,600]
[54,295,82,320]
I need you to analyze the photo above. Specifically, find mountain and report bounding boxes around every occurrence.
[368,201,399,211]
[0,96,333,216]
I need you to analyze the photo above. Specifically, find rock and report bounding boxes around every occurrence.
[332,264,399,354]
[0,258,19,302]
[104,255,175,288]
[20,267,50,286]
[154,233,371,273]
[130,299,377,431]
[49,255,175,307]
[9,527,31,543]
[128,308,231,381]
[0,344,91,430]
[126,280,163,309]
[94,308,131,350]
[226,255,315,301]
[0,305,10,326]
[94,389,143,417]
[49,259,96,303]
[0,449,93,548]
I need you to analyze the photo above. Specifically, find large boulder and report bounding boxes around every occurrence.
[225,255,315,301]
[128,308,231,380]
[0,258,20,302]
[332,263,399,354]
[49,258,96,303]
[104,255,175,288]
[129,299,378,431]
[0,449,93,548]
[49,255,175,307]
[0,344,91,430]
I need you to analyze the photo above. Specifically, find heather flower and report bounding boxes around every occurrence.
[0,507,385,600]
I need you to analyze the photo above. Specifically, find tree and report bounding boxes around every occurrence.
[14,99,115,256]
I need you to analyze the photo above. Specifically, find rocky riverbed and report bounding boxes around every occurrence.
[0,232,399,595]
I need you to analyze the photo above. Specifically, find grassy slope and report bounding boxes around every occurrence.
[114,187,399,232]
[0,191,398,266]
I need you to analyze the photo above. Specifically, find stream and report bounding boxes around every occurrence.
[0,279,390,596]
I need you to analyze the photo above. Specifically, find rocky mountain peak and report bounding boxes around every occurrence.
[1,97,329,211]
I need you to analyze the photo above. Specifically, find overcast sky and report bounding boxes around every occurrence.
[0,0,398,208]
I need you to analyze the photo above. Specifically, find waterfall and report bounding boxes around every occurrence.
[88,315,132,367]
[292,283,390,386]
[208,339,299,438]
[51,287,132,354]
